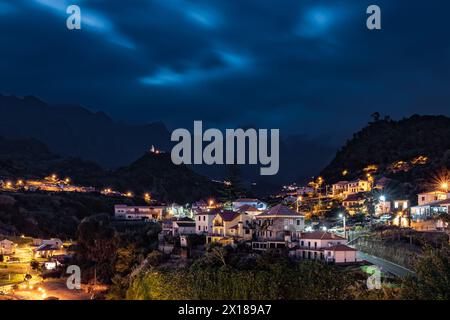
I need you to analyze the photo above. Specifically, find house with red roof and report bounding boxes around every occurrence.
[252,204,305,251]
[290,231,358,264]
[206,210,253,245]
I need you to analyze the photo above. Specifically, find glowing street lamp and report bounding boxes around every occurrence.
[339,213,346,239]
[441,182,449,192]
[379,195,387,214]
[296,196,303,213]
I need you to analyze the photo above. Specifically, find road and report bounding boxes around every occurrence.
[357,251,415,278]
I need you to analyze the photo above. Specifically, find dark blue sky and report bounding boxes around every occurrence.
[1,0,449,146]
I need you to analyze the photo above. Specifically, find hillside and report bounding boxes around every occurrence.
[112,152,222,203]
[320,115,450,195]
[0,94,171,168]
[0,136,221,203]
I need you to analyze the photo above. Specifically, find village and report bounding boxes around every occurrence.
[1,161,449,299]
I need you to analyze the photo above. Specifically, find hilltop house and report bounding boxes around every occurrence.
[332,179,371,198]
[342,193,366,215]
[232,198,268,211]
[290,232,358,264]
[252,204,305,251]
[114,204,165,221]
[411,191,450,219]
[0,239,15,255]
[206,211,253,245]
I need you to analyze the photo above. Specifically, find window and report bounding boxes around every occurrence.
[301,241,304,246]
[296,219,300,225]
[198,226,201,231]
[198,216,201,221]
[203,216,206,221]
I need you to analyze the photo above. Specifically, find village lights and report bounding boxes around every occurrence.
[441,182,449,192]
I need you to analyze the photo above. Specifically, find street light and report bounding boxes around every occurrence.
[379,195,387,215]
[339,213,346,239]
[296,196,302,212]
[441,182,449,192]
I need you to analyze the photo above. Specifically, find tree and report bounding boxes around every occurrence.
[371,112,381,122]
[401,246,450,299]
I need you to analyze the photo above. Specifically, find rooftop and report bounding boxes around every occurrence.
[300,231,346,241]
[257,204,303,218]
[325,244,356,252]
[234,198,259,203]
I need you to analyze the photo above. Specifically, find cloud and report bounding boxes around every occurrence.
[140,49,251,86]
[31,0,135,49]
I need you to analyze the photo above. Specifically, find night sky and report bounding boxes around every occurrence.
[1,0,450,146]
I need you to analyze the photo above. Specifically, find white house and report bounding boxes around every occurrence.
[411,191,450,219]
[290,232,358,264]
[195,211,216,234]
[0,239,15,255]
[417,191,450,206]
[172,218,196,236]
[332,179,371,197]
[232,198,268,211]
[114,204,165,221]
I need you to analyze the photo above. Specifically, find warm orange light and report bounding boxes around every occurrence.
[342,170,348,176]
[442,182,449,190]
[126,192,133,197]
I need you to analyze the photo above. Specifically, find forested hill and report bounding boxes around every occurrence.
[320,115,450,187]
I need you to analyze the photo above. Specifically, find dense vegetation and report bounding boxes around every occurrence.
[0,192,133,238]
[122,249,366,300]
